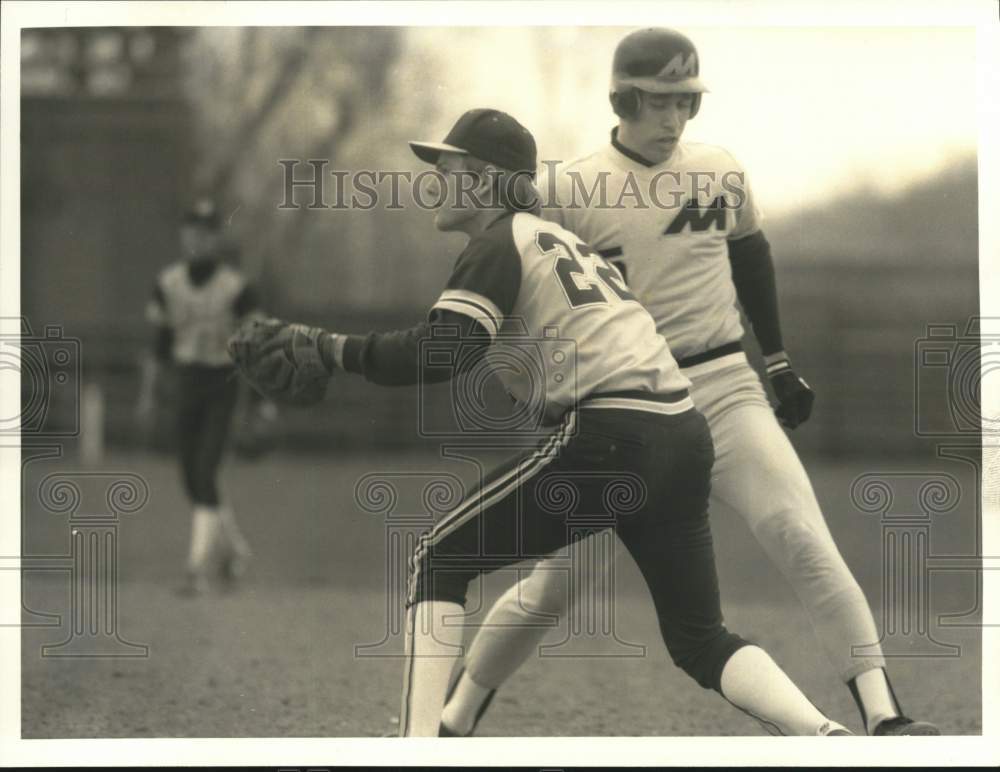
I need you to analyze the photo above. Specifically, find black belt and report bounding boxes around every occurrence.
[583,388,690,405]
[677,341,743,369]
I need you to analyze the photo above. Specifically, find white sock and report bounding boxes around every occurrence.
[460,573,564,687]
[400,601,464,737]
[854,667,899,734]
[720,645,839,736]
[441,670,493,735]
[188,506,221,573]
[217,505,251,556]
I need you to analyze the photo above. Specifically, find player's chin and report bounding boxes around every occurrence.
[433,209,464,232]
[649,140,676,162]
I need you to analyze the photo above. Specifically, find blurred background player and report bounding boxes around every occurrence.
[440,28,940,737]
[136,197,257,595]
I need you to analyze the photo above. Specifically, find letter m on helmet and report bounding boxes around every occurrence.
[658,53,697,79]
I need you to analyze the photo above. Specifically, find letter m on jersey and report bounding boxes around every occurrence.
[663,196,728,235]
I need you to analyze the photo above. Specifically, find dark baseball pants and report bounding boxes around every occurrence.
[175,365,239,507]
[402,399,749,733]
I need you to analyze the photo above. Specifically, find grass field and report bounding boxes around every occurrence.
[20,447,982,737]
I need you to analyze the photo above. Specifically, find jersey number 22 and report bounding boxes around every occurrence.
[536,232,637,309]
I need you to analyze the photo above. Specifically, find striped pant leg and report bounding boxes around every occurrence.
[401,412,578,735]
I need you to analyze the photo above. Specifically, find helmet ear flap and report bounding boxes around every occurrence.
[610,89,641,120]
[612,89,701,120]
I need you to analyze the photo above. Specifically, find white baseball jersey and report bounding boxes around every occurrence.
[429,210,691,423]
[146,262,249,367]
[541,138,762,360]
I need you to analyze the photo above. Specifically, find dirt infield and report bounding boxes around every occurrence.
[20,449,982,737]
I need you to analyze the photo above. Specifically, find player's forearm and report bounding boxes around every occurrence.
[329,324,434,386]
[727,230,785,358]
[323,313,487,387]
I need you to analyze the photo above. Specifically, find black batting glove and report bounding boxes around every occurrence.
[765,352,815,430]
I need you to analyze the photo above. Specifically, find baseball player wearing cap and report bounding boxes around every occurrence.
[440,30,939,737]
[227,108,852,737]
[138,198,256,595]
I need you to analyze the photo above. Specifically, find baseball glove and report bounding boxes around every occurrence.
[227,317,332,406]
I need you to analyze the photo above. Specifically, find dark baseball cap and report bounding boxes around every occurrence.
[409,108,537,175]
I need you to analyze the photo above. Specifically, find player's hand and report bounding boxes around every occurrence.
[768,361,814,430]
[227,317,333,406]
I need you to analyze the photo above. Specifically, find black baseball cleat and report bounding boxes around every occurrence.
[873,716,941,736]
[438,666,497,737]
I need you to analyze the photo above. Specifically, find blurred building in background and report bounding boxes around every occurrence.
[20,27,980,459]
[21,28,193,446]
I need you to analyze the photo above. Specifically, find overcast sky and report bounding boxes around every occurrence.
[406,26,978,217]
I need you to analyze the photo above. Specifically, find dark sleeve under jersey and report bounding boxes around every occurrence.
[339,309,488,386]
[339,217,522,386]
[727,229,785,358]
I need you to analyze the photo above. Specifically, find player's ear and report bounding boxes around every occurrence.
[480,163,499,187]
[610,89,641,121]
[479,163,502,206]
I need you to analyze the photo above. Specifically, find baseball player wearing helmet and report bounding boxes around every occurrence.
[440,29,939,737]
[138,198,256,595]
[228,108,853,737]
